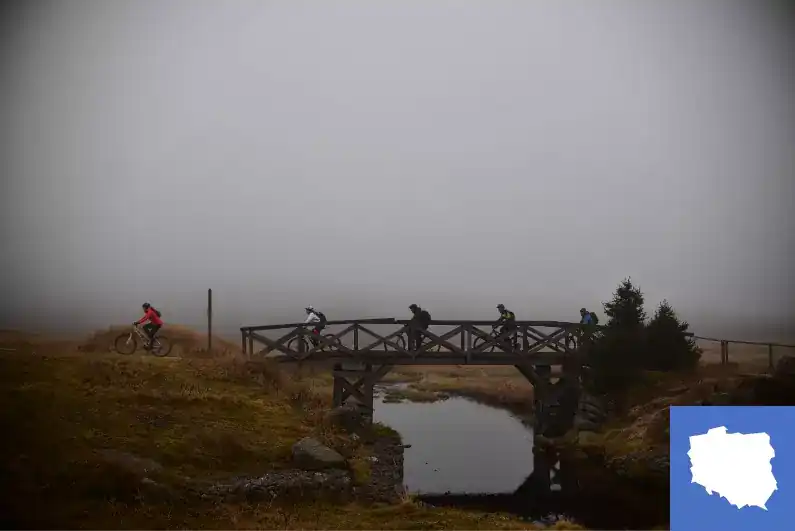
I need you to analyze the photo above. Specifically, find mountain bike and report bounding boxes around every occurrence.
[472,327,518,353]
[114,325,173,357]
[392,330,442,352]
[286,328,342,353]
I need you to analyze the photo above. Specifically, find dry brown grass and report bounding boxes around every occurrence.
[696,338,794,369]
[285,363,539,417]
[577,363,759,463]
[0,333,541,529]
[0,324,244,359]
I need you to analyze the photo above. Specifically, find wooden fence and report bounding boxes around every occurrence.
[693,335,795,371]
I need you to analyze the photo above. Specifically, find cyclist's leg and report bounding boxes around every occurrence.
[410,329,422,351]
[419,327,429,349]
[142,323,157,348]
[310,326,321,346]
[150,324,162,346]
[506,325,517,349]
[496,326,507,347]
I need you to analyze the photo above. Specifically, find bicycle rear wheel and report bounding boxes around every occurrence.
[421,338,442,352]
[472,334,496,353]
[151,336,172,357]
[321,334,341,351]
[114,333,138,355]
[287,336,311,355]
[384,334,406,352]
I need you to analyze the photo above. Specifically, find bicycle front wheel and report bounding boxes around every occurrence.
[114,333,138,355]
[151,336,172,357]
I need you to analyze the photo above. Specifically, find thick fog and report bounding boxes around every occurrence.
[1,0,793,340]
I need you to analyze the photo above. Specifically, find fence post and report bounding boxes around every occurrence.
[241,329,247,356]
[207,288,213,351]
[768,343,774,371]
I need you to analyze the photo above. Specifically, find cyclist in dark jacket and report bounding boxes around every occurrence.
[494,304,517,349]
[408,304,431,351]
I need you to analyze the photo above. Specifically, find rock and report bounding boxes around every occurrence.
[201,469,352,502]
[573,417,601,431]
[579,396,607,418]
[292,437,346,471]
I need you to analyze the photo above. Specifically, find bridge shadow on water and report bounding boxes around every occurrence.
[416,446,668,529]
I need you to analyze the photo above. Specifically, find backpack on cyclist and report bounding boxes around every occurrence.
[419,310,431,328]
[589,312,599,326]
[153,307,162,319]
[315,311,327,325]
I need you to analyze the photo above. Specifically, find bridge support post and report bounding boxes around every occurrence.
[331,363,393,421]
[332,363,344,407]
[516,363,580,439]
[532,364,552,436]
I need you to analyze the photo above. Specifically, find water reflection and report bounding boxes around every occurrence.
[372,386,664,529]
[373,390,534,494]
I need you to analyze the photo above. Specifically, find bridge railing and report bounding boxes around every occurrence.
[240,319,595,364]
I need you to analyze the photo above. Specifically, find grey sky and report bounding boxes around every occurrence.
[1,0,793,340]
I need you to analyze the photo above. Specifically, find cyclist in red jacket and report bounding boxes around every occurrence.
[134,302,164,350]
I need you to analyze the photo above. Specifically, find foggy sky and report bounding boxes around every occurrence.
[1,0,793,340]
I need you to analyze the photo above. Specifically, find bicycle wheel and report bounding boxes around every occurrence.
[114,332,138,355]
[287,336,311,355]
[422,338,442,352]
[385,334,406,352]
[151,336,172,357]
[321,334,341,351]
[472,334,496,353]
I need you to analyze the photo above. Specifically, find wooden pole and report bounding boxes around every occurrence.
[768,343,774,371]
[207,288,213,351]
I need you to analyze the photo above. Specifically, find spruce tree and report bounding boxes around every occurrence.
[587,277,647,395]
[645,299,701,371]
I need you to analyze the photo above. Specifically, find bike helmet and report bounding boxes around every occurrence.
[496,304,505,310]
[580,307,587,313]
[305,306,315,313]
[142,302,151,309]
[409,304,419,311]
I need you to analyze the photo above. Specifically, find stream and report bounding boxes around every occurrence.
[372,385,572,525]
[372,384,667,529]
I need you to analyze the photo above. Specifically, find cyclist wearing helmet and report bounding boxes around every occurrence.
[134,302,163,350]
[408,304,431,351]
[494,304,517,349]
[579,307,593,325]
[303,306,327,347]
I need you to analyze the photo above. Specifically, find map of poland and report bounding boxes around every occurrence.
[688,426,778,510]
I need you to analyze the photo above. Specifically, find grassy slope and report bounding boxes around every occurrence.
[567,364,758,474]
[0,345,554,529]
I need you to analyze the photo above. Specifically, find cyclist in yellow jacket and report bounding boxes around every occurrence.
[494,304,517,349]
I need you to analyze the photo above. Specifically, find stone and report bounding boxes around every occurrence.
[201,469,352,502]
[292,437,346,470]
[573,417,601,431]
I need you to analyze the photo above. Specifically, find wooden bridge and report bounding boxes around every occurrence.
[240,318,590,437]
